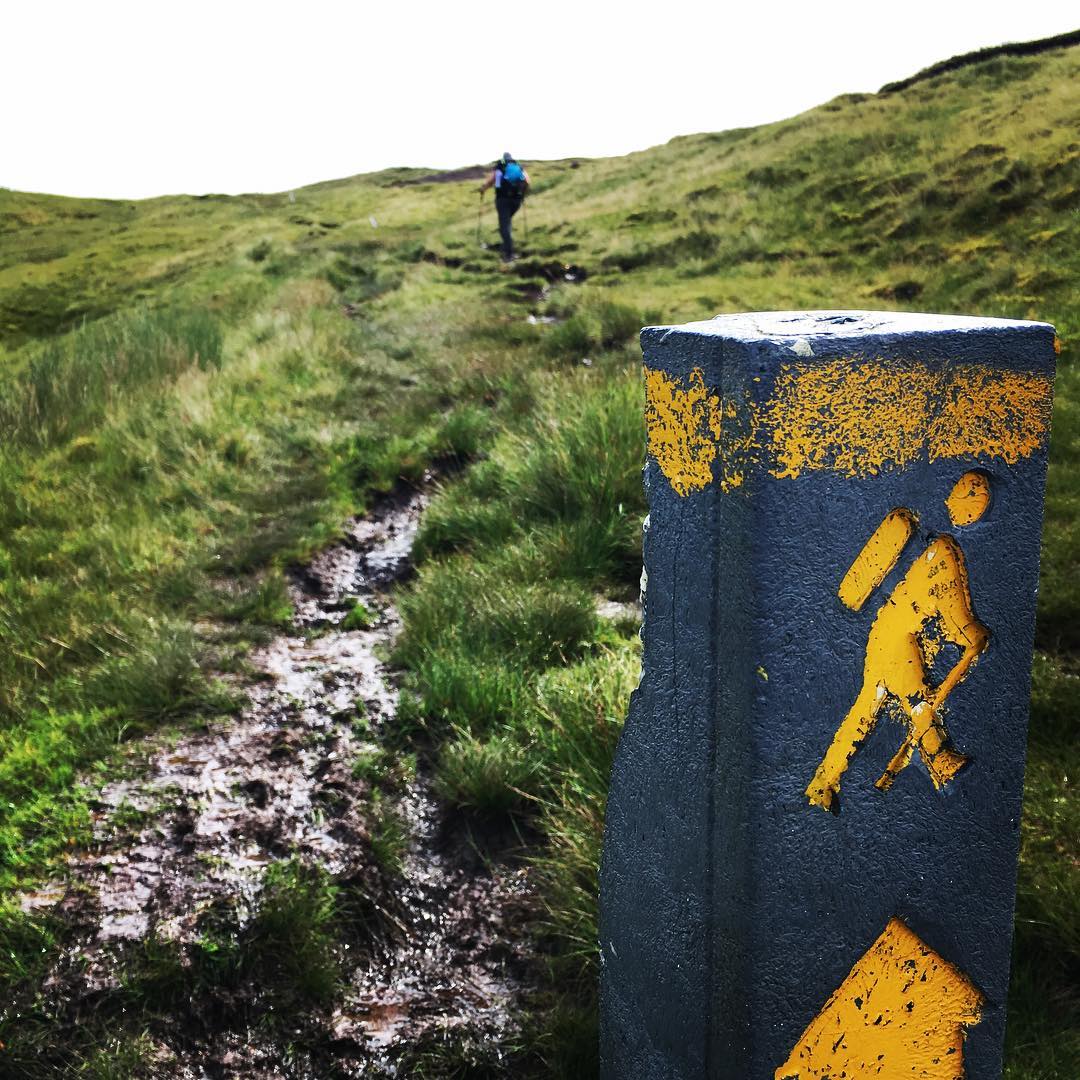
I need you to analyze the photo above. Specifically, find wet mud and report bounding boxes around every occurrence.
[27,483,537,1076]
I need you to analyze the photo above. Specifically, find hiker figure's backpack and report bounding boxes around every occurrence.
[499,161,526,197]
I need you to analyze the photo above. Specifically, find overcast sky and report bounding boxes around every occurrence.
[5,1,1077,200]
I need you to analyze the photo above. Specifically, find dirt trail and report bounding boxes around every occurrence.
[27,483,536,1076]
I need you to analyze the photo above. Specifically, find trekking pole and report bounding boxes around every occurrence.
[476,191,483,247]
[521,192,528,248]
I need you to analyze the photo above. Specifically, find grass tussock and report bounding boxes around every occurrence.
[399,370,648,1067]
[0,307,222,447]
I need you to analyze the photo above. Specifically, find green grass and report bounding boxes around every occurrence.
[244,858,343,1006]
[0,306,222,445]
[341,597,378,630]
[369,789,410,874]
[434,728,539,815]
[0,30,1078,1077]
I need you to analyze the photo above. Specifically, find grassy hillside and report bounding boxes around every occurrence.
[1,32,1078,1077]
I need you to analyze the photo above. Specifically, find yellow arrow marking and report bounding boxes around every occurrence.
[776,918,983,1080]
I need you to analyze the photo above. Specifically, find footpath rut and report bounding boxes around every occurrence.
[27,482,537,1077]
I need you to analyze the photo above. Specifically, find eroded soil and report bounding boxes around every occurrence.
[26,483,537,1077]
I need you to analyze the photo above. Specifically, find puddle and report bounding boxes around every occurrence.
[596,596,642,624]
[27,482,537,1075]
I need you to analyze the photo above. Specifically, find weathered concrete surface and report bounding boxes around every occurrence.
[600,311,1057,1079]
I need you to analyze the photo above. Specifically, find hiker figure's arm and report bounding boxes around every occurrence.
[522,168,531,190]
[478,171,496,195]
[934,612,989,704]
[932,540,989,704]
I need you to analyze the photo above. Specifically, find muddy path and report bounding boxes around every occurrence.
[27,483,538,1077]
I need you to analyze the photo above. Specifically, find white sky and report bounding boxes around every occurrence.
[4,1,1077,199]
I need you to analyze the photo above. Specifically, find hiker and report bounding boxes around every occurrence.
[479,153,530,261]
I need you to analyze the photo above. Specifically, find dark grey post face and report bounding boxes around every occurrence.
[599,312,1057,1080]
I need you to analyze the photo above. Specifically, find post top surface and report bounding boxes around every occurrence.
[647,310,1054,342]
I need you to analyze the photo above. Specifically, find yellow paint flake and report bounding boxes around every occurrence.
[768,360,1052,481]
[717,391,760,492]
[929,368,1052,465]
[776,918,983,1080]
[768,362,926,480]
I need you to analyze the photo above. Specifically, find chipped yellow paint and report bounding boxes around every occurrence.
[946,471,992,527]
[928,367,1052,465]
[644,360,1052,496]
[838,509,918,612]
[1053,335,1063,355]
[767,361,925,480]
[643,366,721,496]
[768,361,1052,480]
[775,918,983,1080]
[719,392,759,492]
[807,492,989,811]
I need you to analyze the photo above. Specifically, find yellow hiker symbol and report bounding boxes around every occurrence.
[806,472,992,811]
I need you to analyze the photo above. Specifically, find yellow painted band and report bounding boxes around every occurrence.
[642,366,722,497]
[644,359,1053,496]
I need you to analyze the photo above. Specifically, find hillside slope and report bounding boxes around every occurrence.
[0,33,1077,1078]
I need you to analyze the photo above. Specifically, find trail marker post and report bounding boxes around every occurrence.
[600,312,1057,1079]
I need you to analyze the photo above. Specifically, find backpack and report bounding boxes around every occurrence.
[499,161,526,196]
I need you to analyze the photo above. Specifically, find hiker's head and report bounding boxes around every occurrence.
[946,470,991,526]
[502,152,514,164]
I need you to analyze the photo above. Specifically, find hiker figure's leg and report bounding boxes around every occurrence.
[875,697,923,794]
[806,681,884,811]
[875,735,916,792]
[910,699,969,786]
[875,697,969,793]
[496,199,514,259]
